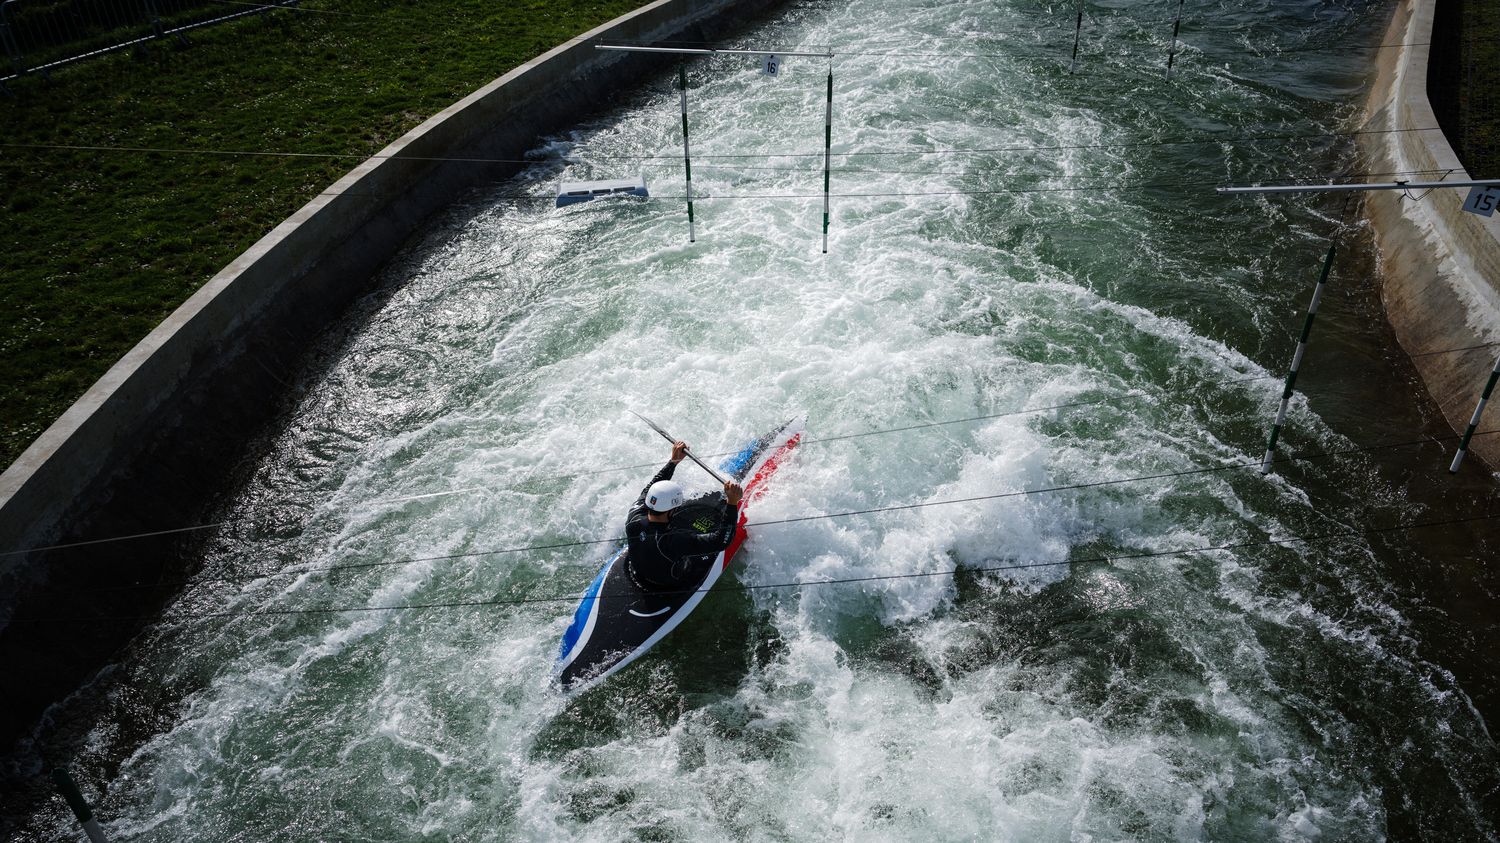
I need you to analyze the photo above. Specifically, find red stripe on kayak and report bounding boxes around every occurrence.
[724,432,801,567]
[745,432,801,502]
[723,514,749,566]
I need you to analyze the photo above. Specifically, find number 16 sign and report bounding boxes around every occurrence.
[762,54,780,76]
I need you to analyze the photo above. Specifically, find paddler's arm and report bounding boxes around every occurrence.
[722,480,743,514]
[708,481,745,551]
[632,440,689,507]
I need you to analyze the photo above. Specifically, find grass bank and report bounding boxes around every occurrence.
[0,0,645,469]
[1429,0,1498,177]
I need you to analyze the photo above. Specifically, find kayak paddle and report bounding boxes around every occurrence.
[630,411,731,485]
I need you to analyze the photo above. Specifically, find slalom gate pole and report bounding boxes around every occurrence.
[1165,0,1184,80]
[1069,2,1083,74]
[822,59,833,254]
[1262,244,1336,474]
[679,63,695,243]
[52,768,109,843]
[1449,355,1500,473]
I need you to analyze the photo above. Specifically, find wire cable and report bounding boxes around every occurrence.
[66,427,1500,596]
[317,168,1452,205]
[12,507,1498,624]
[643,169,1454,201]
[1411,341,1500,359]
[591,36,1444,58]
[0,396,1115,558]
[310,165,1459,205]
[10,340,1494,560]
[820,43,1441,61]
[0,126,1456,166]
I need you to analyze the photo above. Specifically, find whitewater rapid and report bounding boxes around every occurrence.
[17,0,1499,839]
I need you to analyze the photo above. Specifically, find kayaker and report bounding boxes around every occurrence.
[625,440,744,591]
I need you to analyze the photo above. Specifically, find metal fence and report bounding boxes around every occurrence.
[1,0,300,84]
[1428,0,1498,178]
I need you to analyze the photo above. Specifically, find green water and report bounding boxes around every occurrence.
[10,0,1500,839]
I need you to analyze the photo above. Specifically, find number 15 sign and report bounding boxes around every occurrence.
[1463,185,1500,217]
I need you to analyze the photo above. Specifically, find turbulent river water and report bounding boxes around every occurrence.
[13,0,1500,839]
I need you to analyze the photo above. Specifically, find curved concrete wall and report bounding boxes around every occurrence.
[1360,0,1500,469]
[0,0,781,746]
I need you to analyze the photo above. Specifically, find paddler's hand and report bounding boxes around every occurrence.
[724,481,744,506]
[671,440,688,464]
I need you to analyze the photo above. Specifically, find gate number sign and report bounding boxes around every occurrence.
[762,54,780,76]
[1463,185,1500,217]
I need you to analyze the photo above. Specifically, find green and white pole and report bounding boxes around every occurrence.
[1449,355,1500,473]
[52,768,109,843]
[1069,2,1083,74]
[679,63,695,243]
[821,59,833,254]
[1165,0,1184,80]
[1262,243,1335,474]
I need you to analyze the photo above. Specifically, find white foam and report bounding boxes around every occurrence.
[53,0,1496,839]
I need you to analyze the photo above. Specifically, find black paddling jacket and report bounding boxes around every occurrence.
[625,460,741,590]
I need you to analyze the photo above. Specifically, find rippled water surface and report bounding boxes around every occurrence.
[14,0,1500,839]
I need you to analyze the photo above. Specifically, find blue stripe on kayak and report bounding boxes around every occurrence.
[719,440,760,478]
[558,551,618,662]
[720,419,790,479]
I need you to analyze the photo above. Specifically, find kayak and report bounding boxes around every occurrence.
[554,416,804,695]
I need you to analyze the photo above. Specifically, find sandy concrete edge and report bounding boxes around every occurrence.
[1360,0,1500,470]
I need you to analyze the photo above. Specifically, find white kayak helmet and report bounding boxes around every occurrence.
[646,480,686,512]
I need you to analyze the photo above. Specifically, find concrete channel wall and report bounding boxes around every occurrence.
[1361,0,1500,469]
[0,0,781,747]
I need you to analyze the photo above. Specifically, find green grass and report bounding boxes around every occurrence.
[0,0,646,468]
[1455,0,1498,177]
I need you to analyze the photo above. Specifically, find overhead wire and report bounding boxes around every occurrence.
[186,1,1461,62]
[12,506,1499,624]
[61,427,1500,597]
[0,126,1457,165]
[0,395,1157,560]
[695,127,1441,161]
[591,35,1444,58]
[267,167,1457,206]
[687,128,1451,161]
[813,43,1438,61]
[640,170,1453,202]
[18,149,1452,207]
[229,371,1286,507]
[285,168,1455,205]
[1411,341,1500,359]
[11,337,1497,561]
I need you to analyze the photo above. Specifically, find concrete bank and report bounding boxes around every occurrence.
[1360,0,1500,468]
[0,0,781,747]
